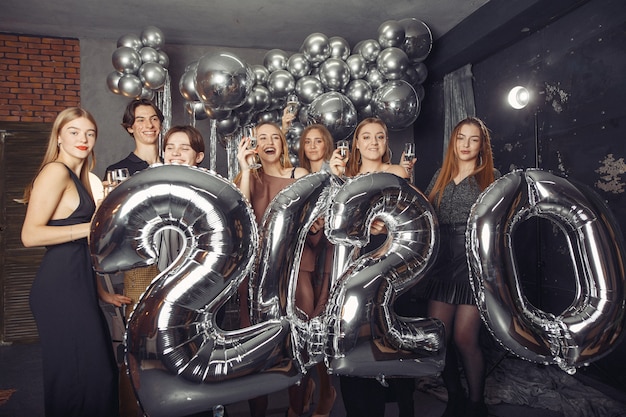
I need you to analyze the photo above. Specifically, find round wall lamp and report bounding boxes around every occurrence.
[508,86,530,109]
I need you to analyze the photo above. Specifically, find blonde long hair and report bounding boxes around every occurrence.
[20,107,97,203]
[428,117,495,207]
[234,122,293,185]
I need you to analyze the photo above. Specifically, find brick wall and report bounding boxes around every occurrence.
[0,33,80,123]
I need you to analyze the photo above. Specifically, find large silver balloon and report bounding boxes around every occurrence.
[138,62,167,90]
[195,51,255,110]
[319,58,351,92]
[356,39,381,64]
[324,172,444,377]
[468,169,626,374]
[365,67,385,90]
[91,165,301,417]
[329,36,351,61]
[376,47,409,81]
[112,46,141,74]
[140,26,165,50]
[118,74,143,98]
[267,69,296,99]
[371,80,420,131]
[117,33,142,51]
[263,49,290,73]
[287,53,311,79]
[399,18,433,63]
[345,79,373,109]
[300,32,331,66]
[306,91,358,141]
[295,75,324,105]
[377,20,406,48]
[157,50,170,68]
[345,54,368,80]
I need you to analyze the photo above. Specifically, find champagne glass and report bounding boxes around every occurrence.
[105,168,130,196]
[243,124,262,170]
[336,140,350,160]
[286,94,300,115]
[404,142,416,162]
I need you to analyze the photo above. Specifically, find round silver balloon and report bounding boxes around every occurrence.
[267,69,296,99]
[371,80,420,131]
[263,49,290,73]
[251,84,271,113]
[215,112,240,136]
[91,165,302,417]
[184,100,208,120]
[112,46,141,74]
[195,51,255,110]
[118,74,143,98]
[140,25,165,49]
[117,33,142,51]
[345,54,368,80]
[157,50,170,68]
[376,47,409,81]
[365,67,385,90]
[300,32,331,66]
[179,68,200,102]
[324,172,444,378]
[287,53,311,79]
[138,62,167,90]
[319,58,351,92]
[399,18,433,63]
[329,36,351,61]
[377,20,406,48]
[413,62,428,84]
[468,169,626,374]
[295,75,324,105]
[139,46,159,63]
[235,92,255,114]
[252,64,270,85]
[345,79,373,109]
[356,39,381,64]
[307,91,357,141]
[106,71,123,95]
[256,109,279,124]
[139,87,155,101]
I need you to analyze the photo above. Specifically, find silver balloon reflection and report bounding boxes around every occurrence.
[467,169,626,374]
[325,172,445,378]
[90,165,300,417]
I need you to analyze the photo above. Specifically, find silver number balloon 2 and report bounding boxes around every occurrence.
[91,165,299,417]
[468,169,626,374]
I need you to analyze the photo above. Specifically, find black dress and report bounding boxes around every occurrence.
[29,166,119,417]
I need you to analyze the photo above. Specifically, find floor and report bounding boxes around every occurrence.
[2,341,626,417]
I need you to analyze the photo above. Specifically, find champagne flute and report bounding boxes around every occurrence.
[286,94,300,115]
[105,168,130,196]
[336,140,350,160]
[243,124,262,170]
[403,142,416,183]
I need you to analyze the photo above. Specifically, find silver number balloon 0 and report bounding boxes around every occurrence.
[468,169,626,374]
[324,172,445,379]
[91,165,299,417]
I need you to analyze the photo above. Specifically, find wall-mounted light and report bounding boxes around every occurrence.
[508,86,530,109]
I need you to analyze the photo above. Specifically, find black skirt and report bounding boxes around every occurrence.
[422,223,476,305]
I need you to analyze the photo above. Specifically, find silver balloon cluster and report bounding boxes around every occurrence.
[107,26,170,100]
[178,18,432,167]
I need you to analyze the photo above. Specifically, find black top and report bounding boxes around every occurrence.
[104,152,150,177]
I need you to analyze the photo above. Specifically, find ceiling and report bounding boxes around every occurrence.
[0,0,490,51]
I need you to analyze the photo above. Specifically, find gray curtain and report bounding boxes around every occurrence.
[443,64,476,155]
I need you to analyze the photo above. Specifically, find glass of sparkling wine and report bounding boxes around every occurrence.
[105,168,129,196]
[337,140,350,160]
[404,142,416,162]
[243,124,262,169]
[286,94,300,115]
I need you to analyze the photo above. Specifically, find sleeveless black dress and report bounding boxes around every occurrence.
[29,165,119,417]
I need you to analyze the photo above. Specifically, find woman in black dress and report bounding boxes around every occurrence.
[423,117,499,417]
[21,107,128,417]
